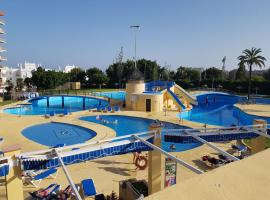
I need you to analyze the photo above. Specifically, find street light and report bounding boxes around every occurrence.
[130,25,140,69]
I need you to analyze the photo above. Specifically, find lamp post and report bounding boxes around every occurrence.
[130,25,140,69]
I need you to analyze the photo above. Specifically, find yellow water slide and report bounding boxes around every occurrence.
[174,84,198,106]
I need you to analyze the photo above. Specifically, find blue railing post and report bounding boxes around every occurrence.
[47,96,50,107]
[62,96,65,108]
[83,97,86,110]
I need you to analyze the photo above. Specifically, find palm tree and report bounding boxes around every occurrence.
[237,48,266,101]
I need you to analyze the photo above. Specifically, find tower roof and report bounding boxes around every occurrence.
[0,12,5,16]
[129,68,144,81]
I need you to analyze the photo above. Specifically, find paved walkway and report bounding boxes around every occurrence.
[235,103,270,118]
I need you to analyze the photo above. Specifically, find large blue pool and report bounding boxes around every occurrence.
[181,93,270,127]
[22,122,97,147]
[4,95,108,115]
[94,91,126,100]
[80,115,201,152]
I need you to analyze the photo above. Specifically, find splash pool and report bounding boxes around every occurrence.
[181,93,270,126]
[22,122,97,147]
[4,95,108,115]
[80,115,201,152]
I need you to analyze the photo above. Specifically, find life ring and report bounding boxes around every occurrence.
[135,156,148,170]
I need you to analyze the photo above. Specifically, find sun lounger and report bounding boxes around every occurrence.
[28,168,58,187]
[82,179,97,197]
[29,183,60,199]
[50,111,55,117]
[114,105,120,112]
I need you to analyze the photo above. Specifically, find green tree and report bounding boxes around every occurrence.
[5,80,14,94]
[238,48,266,100]
[263,68,270,80]
[201,67,223,80]
[235,62,247,81]
[24,77,33,89]
[16,78,24,92]
[86,67,108,89]
[69,68,86,86]
[228,69,237,81]
[175,67,200,81]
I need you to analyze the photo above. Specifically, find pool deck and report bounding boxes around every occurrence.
[0,102,239,199]
[235,103,270,118]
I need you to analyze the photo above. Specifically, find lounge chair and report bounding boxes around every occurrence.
[49,111,55,117]
[27,168,58,188]
[114,106,120,112]
[29,183,60,199]
[107,106,112,112]
[81,179,97,197]
[101,106,107,113]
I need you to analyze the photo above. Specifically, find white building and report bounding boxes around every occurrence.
[0,62,37,87]
[63,65,78,73]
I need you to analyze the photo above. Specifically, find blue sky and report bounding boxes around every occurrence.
[1,0,270,70]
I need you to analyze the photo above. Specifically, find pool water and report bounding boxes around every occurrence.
[80,115,201,152]
[181,93,270,126]
[94,91,126,100]
[4,96,108,115]
[22,122,97,147]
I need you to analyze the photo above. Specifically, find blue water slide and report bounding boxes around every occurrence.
[167,88,186,109]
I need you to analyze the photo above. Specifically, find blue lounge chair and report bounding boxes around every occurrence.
[63,109,68,115]
[49,111,55,117]
[82,179,97,197]
[114,106,120,112]
[107,106,112,112]
[97,105,102,112]
[29,183,60,199]
[29,168,58,187]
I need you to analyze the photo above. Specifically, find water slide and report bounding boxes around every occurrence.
[174,84,198,106]
[167,88,186,110]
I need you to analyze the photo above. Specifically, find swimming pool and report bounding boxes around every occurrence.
[22,122,97,147]
[79,115,201,152]
[94,91,126,100]
[181,93,270,126]
[4,95,108,115]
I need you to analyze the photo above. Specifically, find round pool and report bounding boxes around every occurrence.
[79,115,201,152]
[22,122,97,147]
[4,95,108,115]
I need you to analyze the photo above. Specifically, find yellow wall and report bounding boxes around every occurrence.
[126,80,145,108]
[129,93,163,112]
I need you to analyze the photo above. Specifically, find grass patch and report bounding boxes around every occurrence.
[244,138,270,148]
[0,100,15,107]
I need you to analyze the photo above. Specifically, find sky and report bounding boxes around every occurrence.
[1,0,270,71]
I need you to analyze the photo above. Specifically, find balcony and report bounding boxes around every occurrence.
[0,28,5,34]
[0,56,7,62]
[0,19,4,25]
[0,46,6,52]
[0,38,5,43]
